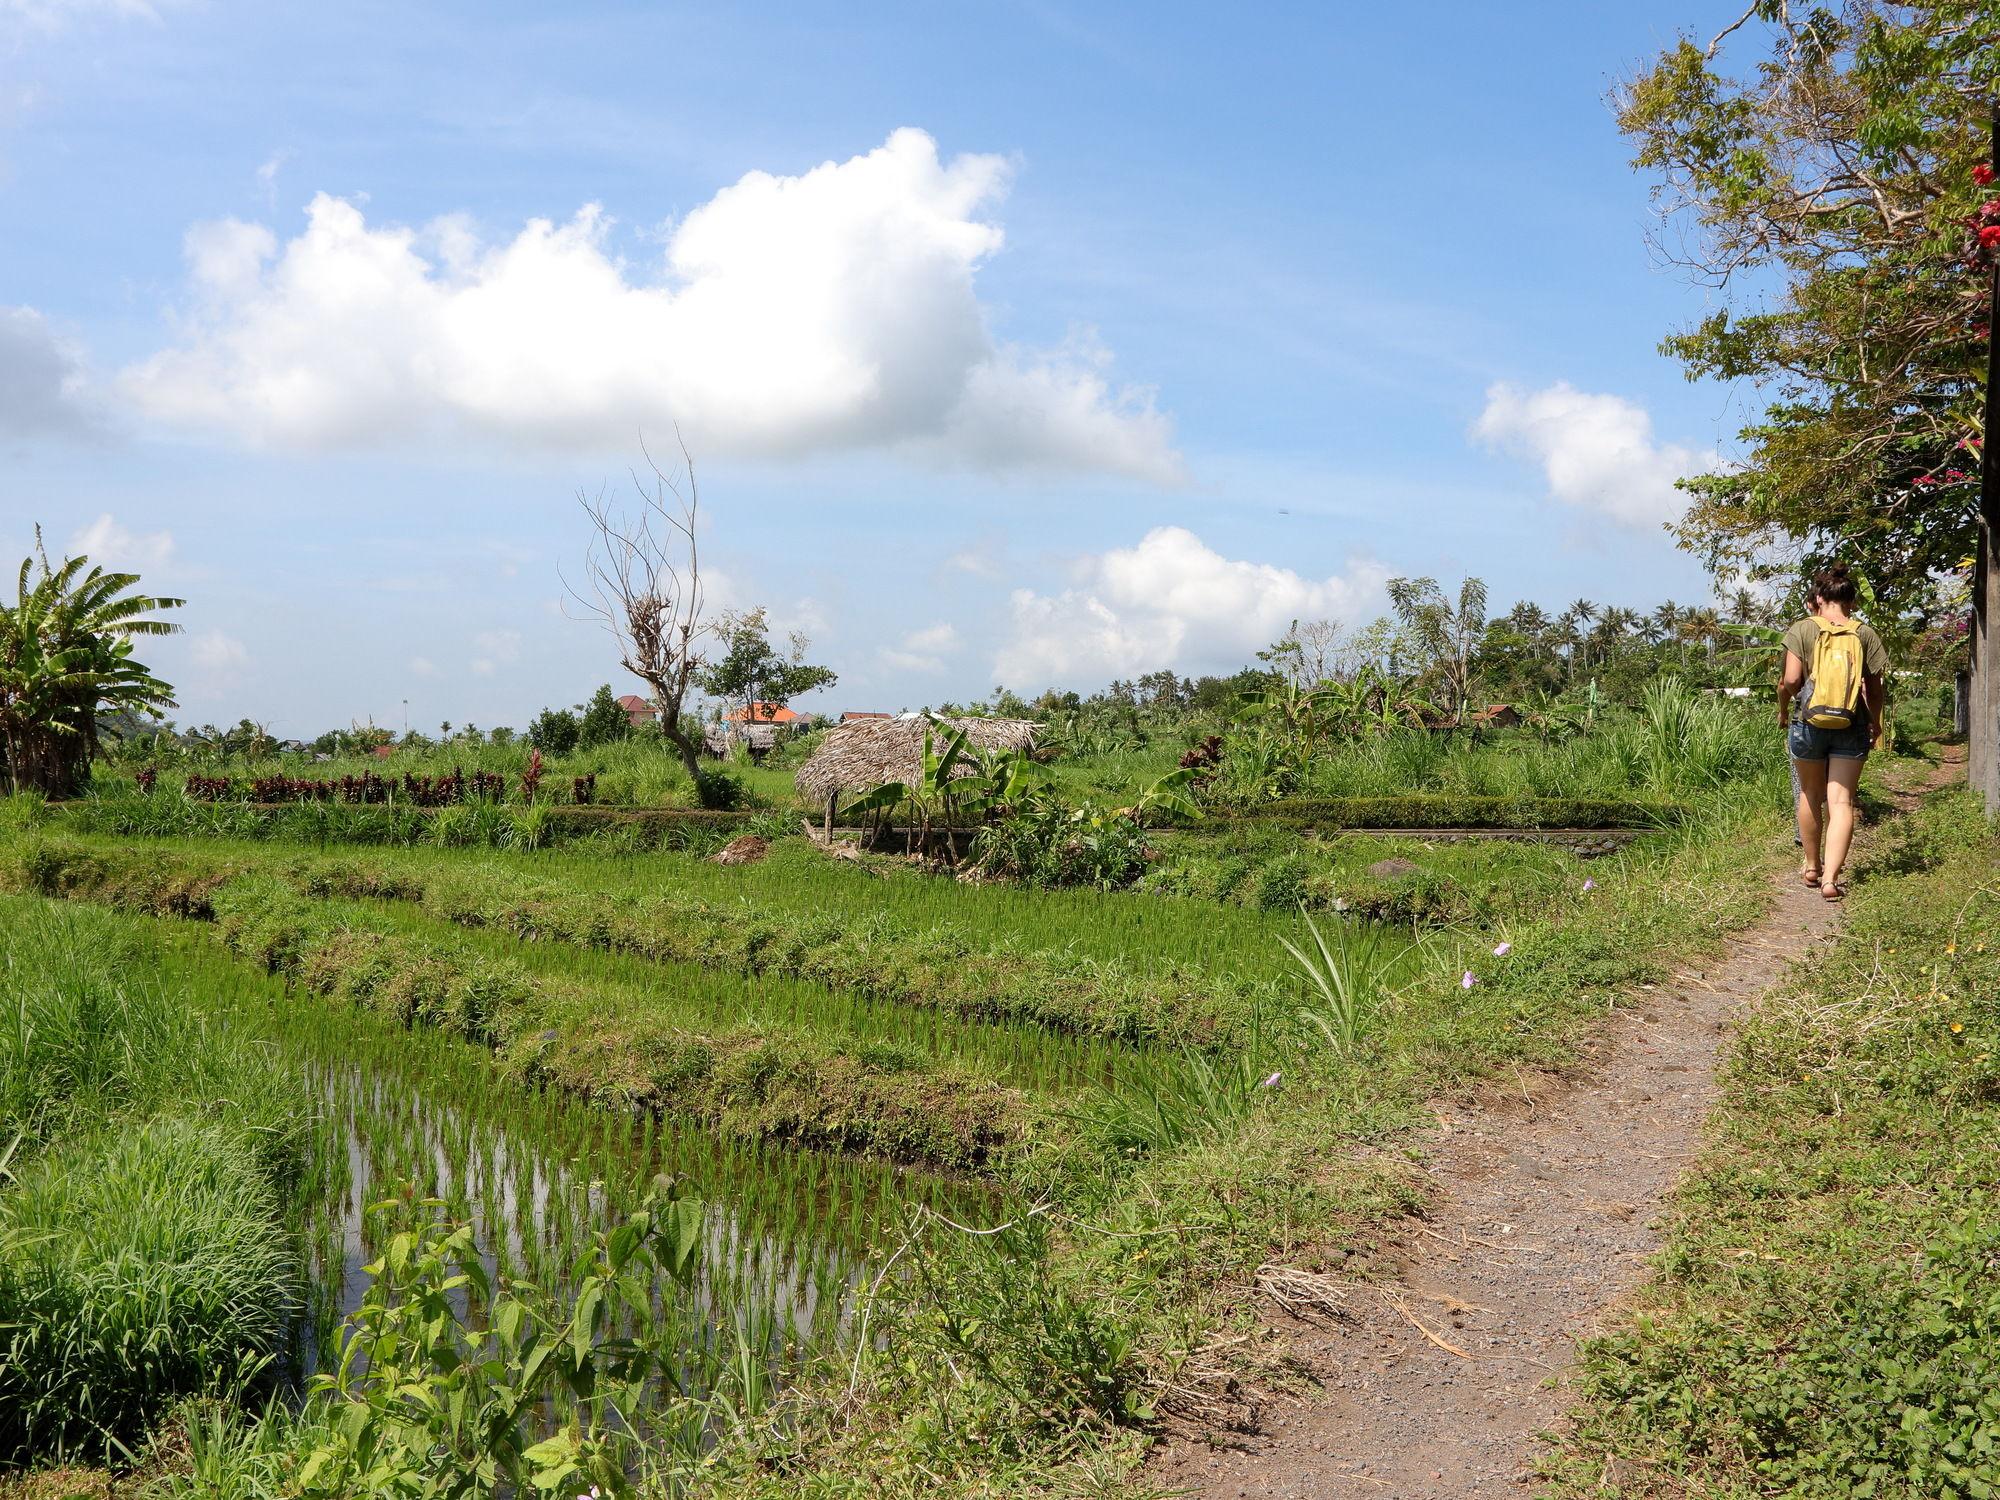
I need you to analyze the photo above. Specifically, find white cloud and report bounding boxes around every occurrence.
[66,513,174,571]
[1471,381,1712,527]
[121,128,1179,481]
[469,628,522,678]
[879,620,960,675]
[408,656,440,678]
[190,630,247,670]
[180,628,248,701]
[0,305,96,438]
[995,526,1390,687]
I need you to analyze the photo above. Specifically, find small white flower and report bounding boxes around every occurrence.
[1261,1071,1282,1088]
[1493,942,1512,957]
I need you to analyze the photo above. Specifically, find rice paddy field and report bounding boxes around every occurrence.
[0,700,1831,1496]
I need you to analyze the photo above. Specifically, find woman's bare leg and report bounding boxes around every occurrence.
[1794,758,1828,876]
[1820,756,1864,891]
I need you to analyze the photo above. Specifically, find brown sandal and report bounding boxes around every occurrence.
[1802,868,1820,888]
[1821,881,1845,902]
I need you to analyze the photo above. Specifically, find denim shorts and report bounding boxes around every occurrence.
[1789,719,1870,762]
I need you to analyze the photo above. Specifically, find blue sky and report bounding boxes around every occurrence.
[2,0,1751,736]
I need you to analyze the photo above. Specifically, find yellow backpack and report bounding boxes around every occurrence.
[1802,618,1864,730]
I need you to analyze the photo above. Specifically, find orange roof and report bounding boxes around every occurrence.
[723,701,800,723]
[615,694,652,711]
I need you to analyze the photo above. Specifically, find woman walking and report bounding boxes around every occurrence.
[1776,563,1887,902]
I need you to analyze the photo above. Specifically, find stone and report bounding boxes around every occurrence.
[1366,857,1421,880]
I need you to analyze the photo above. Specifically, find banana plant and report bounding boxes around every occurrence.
[840,717,1047,856]
[1113,765,1205,825]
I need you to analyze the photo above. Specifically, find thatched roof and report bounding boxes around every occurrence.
[794,716,1038,806]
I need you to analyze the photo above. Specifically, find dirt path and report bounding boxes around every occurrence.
[1147,851,1852,1499]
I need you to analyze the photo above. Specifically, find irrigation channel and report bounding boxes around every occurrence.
[152,922,1008,1412]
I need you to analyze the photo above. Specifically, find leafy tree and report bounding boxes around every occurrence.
[698,607,837,721]
[527,706,580,755]
[1,534,182,796]
[576,684,631,749]
[1386,575,1488,717]
[1622,1,2000,792]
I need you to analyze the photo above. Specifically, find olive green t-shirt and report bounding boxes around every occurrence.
[1783,617,1889,722]
[1782,617,1890,677]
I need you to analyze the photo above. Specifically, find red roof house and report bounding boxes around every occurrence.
[722,702,801,724]
[615,693,660,728]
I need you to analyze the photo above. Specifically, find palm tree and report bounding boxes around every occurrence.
[1648,601,1682,655]
[1,533,183,797]
[1683,605,1724,661]
[1387,575,1488,720]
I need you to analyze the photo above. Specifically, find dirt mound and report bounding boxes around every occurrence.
[711,835,770,866]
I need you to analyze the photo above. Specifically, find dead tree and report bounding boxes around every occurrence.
[567,437,715,797]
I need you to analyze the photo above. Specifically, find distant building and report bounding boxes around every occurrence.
[839,711,892,723]
[1470,704,1522,728]
[705,701,808,757]
[615,693,661,728]
[723,702,802,724]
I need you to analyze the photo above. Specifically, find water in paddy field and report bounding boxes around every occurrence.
[263,1000,1005,1399]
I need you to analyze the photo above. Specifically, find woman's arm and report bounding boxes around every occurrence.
[1777,648,1806,725]
[1864,671,1886,745]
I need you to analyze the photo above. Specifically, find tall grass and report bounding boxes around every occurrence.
[0,1116,300,1462]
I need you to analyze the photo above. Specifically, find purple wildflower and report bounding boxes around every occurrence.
[1493,941,1512,957]
[1461,971,1477,990]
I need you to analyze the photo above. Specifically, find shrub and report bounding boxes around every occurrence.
[1253,852,1310,911]
[1232,795,1682,831]
[971,799,1153,889]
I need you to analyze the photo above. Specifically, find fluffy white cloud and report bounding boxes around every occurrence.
[995,527,1390,686]
[1471,381,1712,527]
[0,306,95,438]
[879,621,959,675]
[121,128,1178,481]
[66,513,174,570]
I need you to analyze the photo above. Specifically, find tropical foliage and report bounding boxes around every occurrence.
[1619,0,1999,610]
[0,535,182,797]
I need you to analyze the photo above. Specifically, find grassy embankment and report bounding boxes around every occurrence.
[1545,774,2000,1499]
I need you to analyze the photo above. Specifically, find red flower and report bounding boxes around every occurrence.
[1914,474,1936,487]
[1978,164,1998,186]
[1981,224,2000,249]
[1944,469,1968,481]
[1983,199,2000,220]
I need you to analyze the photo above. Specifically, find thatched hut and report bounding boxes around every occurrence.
[794,715,1039,822]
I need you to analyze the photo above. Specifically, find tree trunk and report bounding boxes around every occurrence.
[1975,104,2000,810]
[666,723,703,794]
